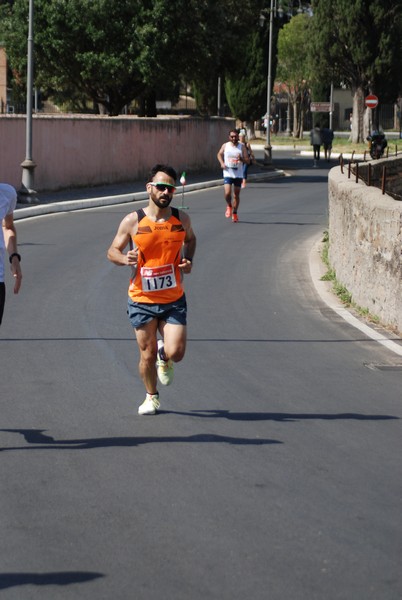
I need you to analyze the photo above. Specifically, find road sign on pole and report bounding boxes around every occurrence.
[310,102,333,113]
[365,94,379,109]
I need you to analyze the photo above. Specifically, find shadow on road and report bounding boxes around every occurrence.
[0,571,104,590]
[167,410,399,422]
[0,429,281,451]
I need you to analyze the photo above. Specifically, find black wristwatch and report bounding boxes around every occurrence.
[9,253,21,263]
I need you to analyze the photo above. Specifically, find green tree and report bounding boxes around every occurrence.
[224,25,270,137]
[1,0,264,117]
[189,0,265,118]
[276,13,311,137]
[309,0,402,142]
[223,2,314,137]
[3,0,190,115]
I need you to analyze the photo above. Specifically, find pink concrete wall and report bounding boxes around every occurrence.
[0,115,234,191]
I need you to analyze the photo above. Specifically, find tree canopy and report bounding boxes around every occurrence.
[224,19,271,134]
[0,0,262,116]
[309,0,402,141]
[276,13,311,137]
[1,0,401,129]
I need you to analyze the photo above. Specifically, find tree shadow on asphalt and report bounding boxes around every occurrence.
[0,571,104,590]
[2,409,398,450]
[0,429,281,451]
[166,410,399,422]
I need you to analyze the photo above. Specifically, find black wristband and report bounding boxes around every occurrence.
[184,257,193,263]
[9,253,21,264]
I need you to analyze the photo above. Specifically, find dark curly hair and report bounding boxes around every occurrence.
[147,164,177,183]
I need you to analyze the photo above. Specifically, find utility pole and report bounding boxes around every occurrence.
[19,0,37,203]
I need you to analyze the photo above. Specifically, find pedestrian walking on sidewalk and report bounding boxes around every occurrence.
[0,184,22,326]
[107,164,196,415]
[217,129,250,223]
[310,124,322,163]
[321,126,334,162]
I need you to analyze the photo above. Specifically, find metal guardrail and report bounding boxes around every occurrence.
[338,145,401,201]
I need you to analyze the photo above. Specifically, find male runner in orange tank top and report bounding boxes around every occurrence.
[107,164,196,415]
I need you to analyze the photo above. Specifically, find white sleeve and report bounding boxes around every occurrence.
[0,184,17,217]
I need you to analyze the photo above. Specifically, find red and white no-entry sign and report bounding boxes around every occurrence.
[365,94,379,109]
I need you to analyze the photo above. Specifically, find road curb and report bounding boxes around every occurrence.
[14,170,284,220]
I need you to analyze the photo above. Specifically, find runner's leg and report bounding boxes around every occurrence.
[158,321,187,363]
[224,183,232,207]
[135,318,159,394]
[233,185,241,212]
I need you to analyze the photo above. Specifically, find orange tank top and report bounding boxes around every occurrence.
[128,207,186,304]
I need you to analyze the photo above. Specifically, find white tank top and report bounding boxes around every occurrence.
[0,184,17,283]
[223,142,243,178]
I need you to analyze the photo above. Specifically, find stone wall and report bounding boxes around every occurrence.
[0,115,233,191]
[328,156,402,334]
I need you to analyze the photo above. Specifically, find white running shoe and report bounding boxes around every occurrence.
[138,393,160,415]
[156,339,174,386]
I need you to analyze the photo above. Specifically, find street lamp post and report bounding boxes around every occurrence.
[264,0,275,164]
[329,81,334,130]
[19,0,37,202]
[217,76,222,117]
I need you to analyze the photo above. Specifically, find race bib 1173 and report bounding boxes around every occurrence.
[140,264,176,292]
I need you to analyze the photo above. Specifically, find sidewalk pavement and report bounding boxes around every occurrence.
[14,164,284,221]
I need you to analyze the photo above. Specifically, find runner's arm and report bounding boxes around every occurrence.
[217,144,226,169]
[107,213,138,266]
[3,213,22,294]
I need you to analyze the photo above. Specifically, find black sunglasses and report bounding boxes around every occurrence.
[149,182,176,193]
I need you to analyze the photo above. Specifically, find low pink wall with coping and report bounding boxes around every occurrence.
[0,115,234,191]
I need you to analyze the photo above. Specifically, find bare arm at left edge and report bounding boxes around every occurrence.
[2,213,22,294]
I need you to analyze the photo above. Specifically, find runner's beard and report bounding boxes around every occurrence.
[152,195,173,209]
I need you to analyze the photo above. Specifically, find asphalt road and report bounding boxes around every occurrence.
[1,154,402,600]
